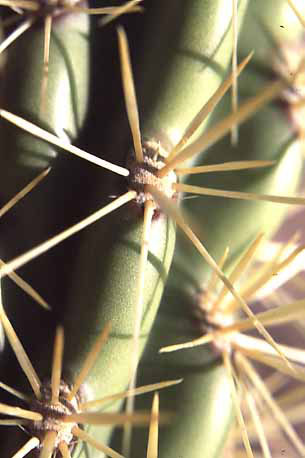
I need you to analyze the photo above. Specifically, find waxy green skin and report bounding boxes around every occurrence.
[177,67,303,284]
[176,0,305,283]
[0,9,91,455]
[119,105,303,458]
[62,210,175,397]
[124,4,305,457]
[32,1,253,457]
[112,277,233,458]
[58,1,250,455]
[63,205,175,457]
[0,11,89,195]
[0,9,91,307]
[61,0,249,392]
[184,0,305,277]
[2,1,297,457]
[136,0,248,147]
[240,0,305,69]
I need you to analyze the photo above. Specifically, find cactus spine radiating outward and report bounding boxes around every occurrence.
[127,3,305,458]
[117,2,305,458]
[0,3,91,331]
[0,1,305,458]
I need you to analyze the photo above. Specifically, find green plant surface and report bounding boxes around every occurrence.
[109,3,305,454]
[59,207,176,457]
[114,179,303,456]
[0,10,89,193]
[116,278,234,458]
[134,0,248,148]
[52,1,249,453]
[1,1,305,457]
[0,6,92,455]
[0,7,92,321]
[58,0,247,400]
[175,47,303,286]
[240,0,305,69]
[0,0,245,418]
[117,2,305,457]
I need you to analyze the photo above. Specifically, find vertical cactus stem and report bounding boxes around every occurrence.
[0,109,130,176]
[38,1,143,114]
[123,199,155,456]
[1,23,178,454]
[0,0,143,111]
[0,305,42,399]
[222,349,254,458]
[51,326,64,404]
[158,78,286,177]
[89,22,180,442]
[231,0,238,145]
[11,437,40,458]
[117,26,143,163]
[165,51,253,163]
[146,392,159,458]
[67,322,111,401]
[0,190,137,279]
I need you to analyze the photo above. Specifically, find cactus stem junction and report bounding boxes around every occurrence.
[159,233,305,457]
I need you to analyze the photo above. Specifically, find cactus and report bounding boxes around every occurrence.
[0,1,305,458]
